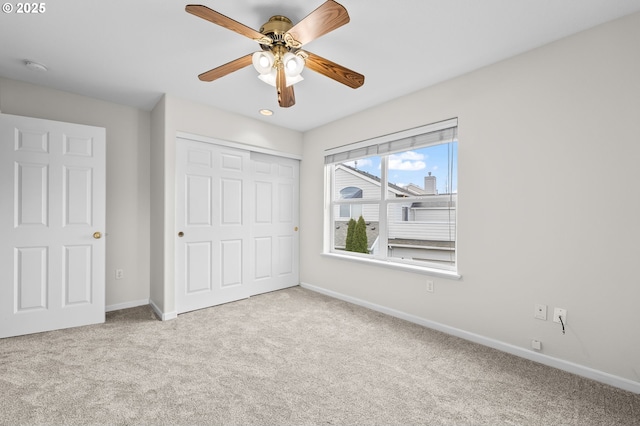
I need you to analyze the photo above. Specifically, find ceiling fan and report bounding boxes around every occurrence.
[185,0,365,108]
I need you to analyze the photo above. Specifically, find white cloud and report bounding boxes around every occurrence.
[388,152,426,171]
[395,151,425,161]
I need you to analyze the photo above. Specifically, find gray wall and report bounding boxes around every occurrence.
[300,13,640,387]
[0,77,151,310]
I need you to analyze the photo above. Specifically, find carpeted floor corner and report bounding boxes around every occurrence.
[1,286,638,425]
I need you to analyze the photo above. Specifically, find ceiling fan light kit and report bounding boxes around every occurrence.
[252,50,304,88]
[186,0,365,108]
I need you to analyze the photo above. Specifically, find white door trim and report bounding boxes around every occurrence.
[176,131,302,161]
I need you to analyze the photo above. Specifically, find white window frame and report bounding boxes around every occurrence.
[323,118,461,279]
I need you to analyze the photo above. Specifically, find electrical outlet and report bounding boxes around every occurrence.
[115,269,124,280]
[531,339,542,350]
[426,280,434,293]
[534,304,547,320]
[553,308,567,324]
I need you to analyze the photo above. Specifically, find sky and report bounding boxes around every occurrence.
[345,142,458,194]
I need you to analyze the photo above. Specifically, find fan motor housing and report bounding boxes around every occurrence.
[260,15,293,45]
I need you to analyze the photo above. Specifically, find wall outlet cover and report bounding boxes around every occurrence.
[426,280,434,293]
[553,308,567,324]
[534,304,547,320]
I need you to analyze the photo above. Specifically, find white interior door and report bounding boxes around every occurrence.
[175,138,299,314]
[175,138,252,313]
[250,152,299,294]
[0,113,106,339]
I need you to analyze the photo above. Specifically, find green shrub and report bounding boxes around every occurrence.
[353,215,368,253]
[345,218,356,251]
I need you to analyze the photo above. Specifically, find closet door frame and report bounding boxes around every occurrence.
[174,132,300,315]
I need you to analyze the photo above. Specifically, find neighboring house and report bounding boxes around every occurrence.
[333,164,407,222]
[333,164,456,265]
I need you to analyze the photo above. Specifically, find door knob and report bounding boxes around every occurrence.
[93,232,102,239]
[294,227,298,232]
[178,232,184,237]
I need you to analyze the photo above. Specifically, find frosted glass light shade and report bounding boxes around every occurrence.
[285,74,304,87]
[257,69,304,87]
[252,51,275,74]
[283,52,305,77]
[258,69,277,86]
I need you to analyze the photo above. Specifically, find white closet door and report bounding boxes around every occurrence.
[175,138,300,314]
[175,138,252,313]
[0,114,106,339]
[250,152,299,295]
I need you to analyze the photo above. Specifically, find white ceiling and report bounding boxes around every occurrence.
[1,0,640,132]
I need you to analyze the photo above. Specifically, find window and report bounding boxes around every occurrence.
[339,186,363,218]
[325,119,458,273]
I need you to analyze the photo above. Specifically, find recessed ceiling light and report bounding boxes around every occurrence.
[259,109,273,116]
[25,60,48,72]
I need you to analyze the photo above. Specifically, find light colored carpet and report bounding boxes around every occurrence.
[1,286,638,425]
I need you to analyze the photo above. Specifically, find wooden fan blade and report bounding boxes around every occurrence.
[198,54,253,82]
[276,66,295,108]
[304,51,364,89]
[186,5,267,42]
[285,0,350,47]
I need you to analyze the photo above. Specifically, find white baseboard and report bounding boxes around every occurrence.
[300,282,640,395]
[105,299,149,313]
[149,299,178,321]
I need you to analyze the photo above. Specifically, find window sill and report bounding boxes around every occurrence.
[321,252,462,280]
